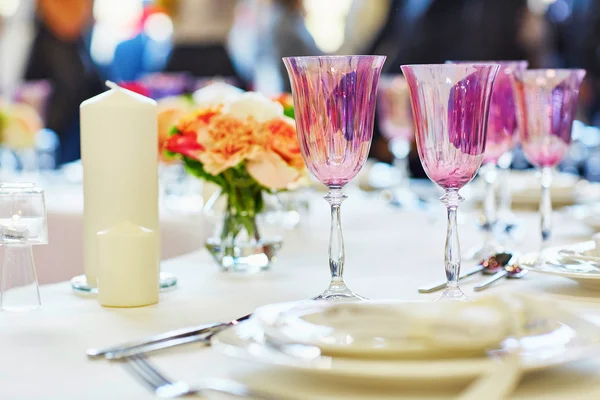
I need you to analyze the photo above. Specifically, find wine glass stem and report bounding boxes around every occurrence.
[483,163,497,245]
[497,152,513,215]
[540,167,553,251]
[390,139,410,189]
[325,187,347,286]
[441,190,464,289]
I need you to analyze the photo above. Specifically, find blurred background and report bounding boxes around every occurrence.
[1,0,600,179]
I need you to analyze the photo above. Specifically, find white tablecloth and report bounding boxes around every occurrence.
[2,190,600,399]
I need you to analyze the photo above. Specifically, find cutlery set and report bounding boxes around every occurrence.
[89,314,258,398]
[419,252,523,293]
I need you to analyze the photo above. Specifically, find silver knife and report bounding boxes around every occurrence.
[87,314,251,359]
[473,269,509,292]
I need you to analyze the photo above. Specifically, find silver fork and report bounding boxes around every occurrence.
[124,355,284,399]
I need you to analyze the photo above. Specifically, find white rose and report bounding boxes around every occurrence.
[192,82,243,108]
[226,92,284,122]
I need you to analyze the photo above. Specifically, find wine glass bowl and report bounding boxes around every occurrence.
[482,61,528,164]
[402,64,499,300]
[284,55,386,300]
[405,65,498,190]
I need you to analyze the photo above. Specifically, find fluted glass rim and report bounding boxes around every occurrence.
[445,60,528,66]
[401,63,500,69]
[283,55,387,62]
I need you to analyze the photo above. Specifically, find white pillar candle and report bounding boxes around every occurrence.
[80,83,159,288]
[97,221,159,307]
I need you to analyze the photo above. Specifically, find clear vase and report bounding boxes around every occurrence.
[205,190,283,273]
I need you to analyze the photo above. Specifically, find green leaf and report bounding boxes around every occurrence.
[168,126,181,137]
[182,157,227,187]
[283,106,295,119]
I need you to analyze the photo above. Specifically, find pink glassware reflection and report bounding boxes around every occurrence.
[377,75,414,143]
[513,69,586,252]
[484,61,528,164]
[448,61,528,260]
[284,55,385,300]
[402,64,499,300]
[376,75,422,208]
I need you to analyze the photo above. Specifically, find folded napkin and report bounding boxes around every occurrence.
[254,293,559,359]
[510,171,578,205]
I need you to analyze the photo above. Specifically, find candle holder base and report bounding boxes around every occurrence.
[70,272,177,294]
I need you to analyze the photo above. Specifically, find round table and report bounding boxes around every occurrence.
[2,190,600,399]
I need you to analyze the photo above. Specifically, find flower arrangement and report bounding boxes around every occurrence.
[274,93,294,119]
[163,90,305,262]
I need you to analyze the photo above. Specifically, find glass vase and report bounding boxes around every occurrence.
[205,189,283,274]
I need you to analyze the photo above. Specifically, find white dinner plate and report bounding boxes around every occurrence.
[250,299,554,360]
[525,242,600,290]
[212,302,600,383]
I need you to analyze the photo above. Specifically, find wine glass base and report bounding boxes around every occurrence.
[436,287,468,302]
[312,284,368,301]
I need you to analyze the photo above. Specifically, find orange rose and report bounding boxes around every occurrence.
[175,107,220,135]
[261,118,304,169]
[197,115,263,175]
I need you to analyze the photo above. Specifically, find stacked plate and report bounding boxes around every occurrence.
[212,295,600,385]
[525,241,600,290]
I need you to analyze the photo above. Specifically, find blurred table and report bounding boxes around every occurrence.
[1,190,600,399]
[1,180,209,285]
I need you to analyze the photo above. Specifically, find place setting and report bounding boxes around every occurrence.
[59,57,600,399]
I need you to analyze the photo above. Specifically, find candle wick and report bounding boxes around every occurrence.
[105,80,119,90]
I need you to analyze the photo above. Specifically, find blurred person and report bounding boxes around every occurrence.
[112,6,172,82]
[230,0,321,94]
[24,0,104,165]
[547,0,600,125]
[338,0,394,55]
[375,0,531,70]
[165,0,239,81]
[0,0,36,100]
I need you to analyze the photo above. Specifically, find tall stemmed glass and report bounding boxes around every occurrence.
[284,55,385,300]
[448,61,528,260]
[401,64,499,300]
[376,75,419,208]
[513,69,586,256]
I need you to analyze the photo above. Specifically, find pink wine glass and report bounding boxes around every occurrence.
[376,74,421,208]
[513,69,586,254]
[402,64,499,300]
[448,61,528,260]
[284,55,385,300]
